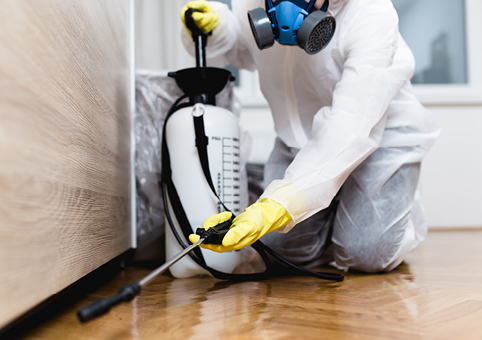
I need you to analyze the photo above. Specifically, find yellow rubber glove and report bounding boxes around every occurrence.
[189,198,292,253]
[180,1,220,35]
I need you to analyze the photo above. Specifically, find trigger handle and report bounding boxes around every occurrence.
[196,218,233,245]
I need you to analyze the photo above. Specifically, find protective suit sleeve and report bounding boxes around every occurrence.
[181,1,256,71]
[260,4,415,231]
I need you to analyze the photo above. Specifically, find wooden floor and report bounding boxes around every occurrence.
[6,230,482,340]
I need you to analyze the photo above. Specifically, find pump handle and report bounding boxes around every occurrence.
[184,8,209,68]
[184,8,204,37]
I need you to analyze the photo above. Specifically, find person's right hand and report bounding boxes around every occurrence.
[180,1,220,35]
[189,198,292,253]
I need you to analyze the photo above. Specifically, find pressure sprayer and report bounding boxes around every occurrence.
[77,9,343,323]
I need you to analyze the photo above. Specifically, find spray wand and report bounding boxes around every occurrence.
[77,219,232,323]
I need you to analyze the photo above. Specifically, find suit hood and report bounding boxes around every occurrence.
[326,0,348,16]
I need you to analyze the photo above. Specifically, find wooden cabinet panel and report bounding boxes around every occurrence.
[0,0,132,328]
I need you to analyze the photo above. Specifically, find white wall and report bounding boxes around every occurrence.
[420,105,482,228]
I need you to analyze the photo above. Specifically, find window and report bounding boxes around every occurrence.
[392,0,482,105]
[392,0,467,85]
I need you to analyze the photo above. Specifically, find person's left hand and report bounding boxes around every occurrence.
[189,198,292,253]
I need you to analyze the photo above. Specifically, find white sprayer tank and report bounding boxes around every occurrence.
[165,103,243,278]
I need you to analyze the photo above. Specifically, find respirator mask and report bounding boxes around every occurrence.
[248,0,336,54]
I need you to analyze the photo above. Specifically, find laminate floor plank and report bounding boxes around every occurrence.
[9,230,482,339]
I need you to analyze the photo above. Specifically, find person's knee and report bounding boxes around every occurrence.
[333,227,407,273]
[337,242,393,272]
[333,197,416,272]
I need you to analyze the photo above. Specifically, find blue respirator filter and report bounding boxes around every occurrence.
[248,0,336,54]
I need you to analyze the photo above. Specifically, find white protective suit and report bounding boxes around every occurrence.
[182,0,440,272]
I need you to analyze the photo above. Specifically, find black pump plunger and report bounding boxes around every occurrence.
[185,9,208,68]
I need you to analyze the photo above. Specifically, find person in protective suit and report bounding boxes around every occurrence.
[185,0,440,272]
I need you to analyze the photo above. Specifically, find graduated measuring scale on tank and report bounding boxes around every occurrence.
[208,135,242,215]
